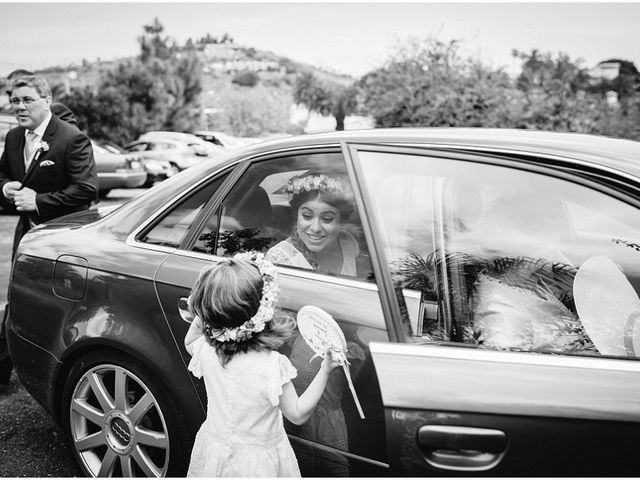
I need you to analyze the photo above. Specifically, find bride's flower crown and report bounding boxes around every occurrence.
[284,173,354,204]
[205,251,279,343]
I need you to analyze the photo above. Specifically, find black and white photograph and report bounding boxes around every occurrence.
[1,1,640,477]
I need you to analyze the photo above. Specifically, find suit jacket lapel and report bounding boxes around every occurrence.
[22,116,58,187]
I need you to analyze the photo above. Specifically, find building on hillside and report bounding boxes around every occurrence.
[590,60,622,81]
[203,43,244,61]
[589,59,640,106]
[201,43,281,74]
[205,59,280,74]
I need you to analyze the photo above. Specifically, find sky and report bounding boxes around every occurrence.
[1,1,639,78]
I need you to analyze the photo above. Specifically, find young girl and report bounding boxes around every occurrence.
[184,251,340,477]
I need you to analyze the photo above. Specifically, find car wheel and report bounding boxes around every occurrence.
[62,351,190,477]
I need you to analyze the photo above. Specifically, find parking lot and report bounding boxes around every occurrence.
[0,188,144,476]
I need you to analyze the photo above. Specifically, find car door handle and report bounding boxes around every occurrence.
[178,297,194,323]
[417,425,507,471]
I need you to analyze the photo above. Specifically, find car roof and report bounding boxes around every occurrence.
[241,128,640,178]
[92,128,640,238]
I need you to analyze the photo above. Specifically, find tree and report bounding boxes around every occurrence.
[357,37,520,128]
[61,86,133,143]
[510,49,612,133]
[514,49,591,94]
[232,71,260,87]
[139,17,174,62]
[137,18,203,131]
[58,19,204,145]
[100,59,170,140]
[293,72,357,131]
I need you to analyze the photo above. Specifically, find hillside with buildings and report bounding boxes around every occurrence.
[19,39,362,135]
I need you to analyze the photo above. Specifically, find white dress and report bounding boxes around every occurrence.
[187,336,300,477]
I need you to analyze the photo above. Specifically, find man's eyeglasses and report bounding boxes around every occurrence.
[9,96,44,107]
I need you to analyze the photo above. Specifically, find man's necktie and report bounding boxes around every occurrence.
[24,131,38,170]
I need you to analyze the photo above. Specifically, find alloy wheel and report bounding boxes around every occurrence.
[69,364,170,477]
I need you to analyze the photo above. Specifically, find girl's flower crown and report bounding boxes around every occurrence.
[205,251,279,343]
[284,173,354,205]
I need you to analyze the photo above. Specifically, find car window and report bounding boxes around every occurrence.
[357,149,640,359]
[190,152,374,281]
[137,174,228,248]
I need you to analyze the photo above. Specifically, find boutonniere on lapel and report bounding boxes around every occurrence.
[37,141,49,155]
[35,141,52,166]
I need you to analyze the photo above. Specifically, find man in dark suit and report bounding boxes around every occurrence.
[0,75,98,388]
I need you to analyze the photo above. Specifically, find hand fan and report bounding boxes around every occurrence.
[573,255,640,357]
[297,305,365,419]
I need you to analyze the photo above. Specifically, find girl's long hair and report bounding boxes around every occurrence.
[190,258,295,366]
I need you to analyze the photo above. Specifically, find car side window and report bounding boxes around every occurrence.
[358,150,640,359]
[137,174,228,248]
[190,152,374,281]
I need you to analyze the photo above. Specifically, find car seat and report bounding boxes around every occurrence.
[234,186,272,230]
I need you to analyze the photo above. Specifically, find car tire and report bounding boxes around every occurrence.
[61,350,191,477]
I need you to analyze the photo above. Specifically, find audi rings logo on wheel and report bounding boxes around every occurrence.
[110,417,132,445]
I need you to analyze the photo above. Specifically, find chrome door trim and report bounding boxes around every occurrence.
[289,435,390,470]
[370,342,640,422]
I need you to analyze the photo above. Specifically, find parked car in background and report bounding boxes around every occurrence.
[192,130,260,149]
[91,140,147,198]
[7,128,640,477]
[100,141,176,187]
[124,138,210,172]
[138,131,224,157]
